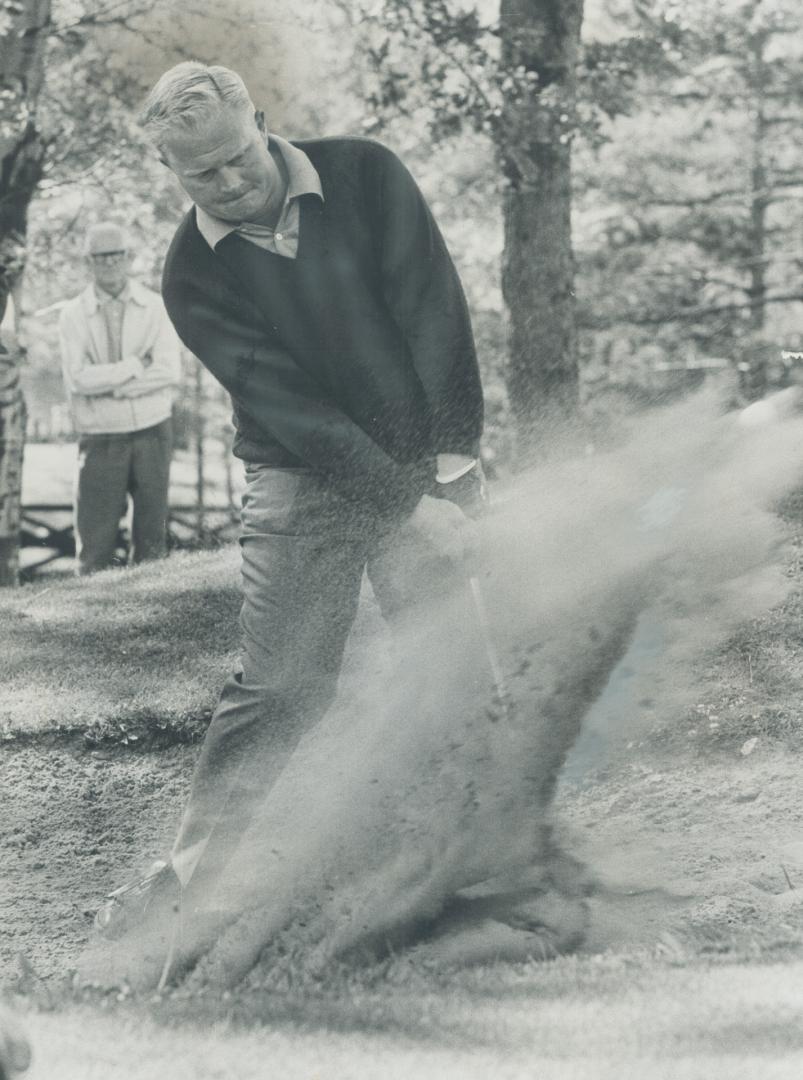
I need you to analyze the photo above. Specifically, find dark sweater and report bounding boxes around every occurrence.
[162,136,483,517]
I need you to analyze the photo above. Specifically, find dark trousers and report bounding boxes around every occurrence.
[171,463,492,887]
[75,418,173,575]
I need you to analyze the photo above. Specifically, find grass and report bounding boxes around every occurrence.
[6,541,803,750]
[12,954,803,1079]
[0,549,241,741]
[639,520,803,754]
[7,474,803,751]
[656,580,803,753]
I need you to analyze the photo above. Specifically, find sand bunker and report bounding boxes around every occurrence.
[84,389,803,989]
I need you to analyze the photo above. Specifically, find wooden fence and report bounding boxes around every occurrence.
[20,500,239,581]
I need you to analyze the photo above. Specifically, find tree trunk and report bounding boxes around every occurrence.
[498,0,584,462]
[0,0,51,585]
[746,32,768,332]
[0,343,26,586]
[0,0,51,258]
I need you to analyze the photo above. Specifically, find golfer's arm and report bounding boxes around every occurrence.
[377,148,483,458]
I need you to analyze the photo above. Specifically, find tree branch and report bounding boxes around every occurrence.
[611,291,803,327]
[617,178,803,210]
[53,0,157,34]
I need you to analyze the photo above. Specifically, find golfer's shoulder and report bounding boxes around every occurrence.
[162,209,208,292]
[294,135,408,182]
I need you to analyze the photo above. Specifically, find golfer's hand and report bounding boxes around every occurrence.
[407,494,478,566]
[0,1006,31,1078]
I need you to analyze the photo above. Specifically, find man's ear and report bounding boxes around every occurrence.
[255,109,267,136]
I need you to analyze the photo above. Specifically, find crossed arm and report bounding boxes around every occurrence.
[59,300,181,399]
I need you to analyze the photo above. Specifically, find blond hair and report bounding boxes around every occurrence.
[140,62,255,150]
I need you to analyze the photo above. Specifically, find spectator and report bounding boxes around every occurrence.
[58,222,181,574]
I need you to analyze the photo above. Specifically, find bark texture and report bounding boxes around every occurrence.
[499,0,584,461]
[0,343,26,586]
[0,0,51,585]
[746,30,769,332]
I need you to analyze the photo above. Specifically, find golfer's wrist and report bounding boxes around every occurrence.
[435,453,477,484]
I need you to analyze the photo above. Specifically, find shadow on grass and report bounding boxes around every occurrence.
[71,976,503,1052]
[0,552,242,737]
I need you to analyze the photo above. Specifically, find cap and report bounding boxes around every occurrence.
[85,222,129,256]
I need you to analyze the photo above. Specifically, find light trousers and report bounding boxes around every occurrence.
[171,463,491,888]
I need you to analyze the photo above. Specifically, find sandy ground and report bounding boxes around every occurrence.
[4,737,803,1078]
[0,741,194,979]
[2,731,802,1032]
[2,649,803,1080]
[559,749,803,959]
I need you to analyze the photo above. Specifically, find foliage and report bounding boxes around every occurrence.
[330,0,803,425]
[576,0,803,389]
[343,0,669,167]
[331,1,701,453]
[7,0,802,460]
[15,1,364,436]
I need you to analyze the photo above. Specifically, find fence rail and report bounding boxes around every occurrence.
[20,502,239,581]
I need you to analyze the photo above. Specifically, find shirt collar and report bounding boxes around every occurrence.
[195,134,323,251]
[84,279,147,314]
[94,282,130,306]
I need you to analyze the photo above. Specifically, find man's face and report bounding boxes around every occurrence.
[89,250,129,297]
[161,107,284,224]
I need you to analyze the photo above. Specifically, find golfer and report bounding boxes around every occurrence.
[96,62,489,938]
